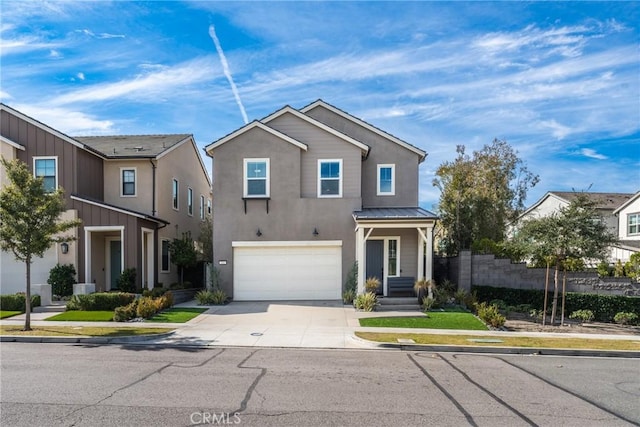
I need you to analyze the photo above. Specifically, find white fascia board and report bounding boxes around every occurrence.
[232,240,342,248]
[205,121,308,154]
[0,135,26,150]
[613,191,640,215]
[301,100,425,161]
[262,106,370,154]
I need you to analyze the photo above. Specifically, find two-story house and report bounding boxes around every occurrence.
[0,104,211,293]
[205,100,437,300]
[612,191,640,262]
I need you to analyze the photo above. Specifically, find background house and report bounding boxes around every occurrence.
[516,190,638,263]
[205,100,437,301]
[0,104,210,293]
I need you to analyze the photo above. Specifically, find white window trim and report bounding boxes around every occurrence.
[187,187,194,216]
[200,195,205,220]
[628,212,640,236]
[377,164,395,196]
[317,159,343,198]
[160,238,171,273]
[120,167,137,197]
[33,156,58,192]
[172,178,179,211]
[243,158,270,198]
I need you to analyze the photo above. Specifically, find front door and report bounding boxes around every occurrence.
[366,240,384,295]
[109,240,122,290]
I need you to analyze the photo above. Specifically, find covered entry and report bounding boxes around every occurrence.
[232,241,342,300]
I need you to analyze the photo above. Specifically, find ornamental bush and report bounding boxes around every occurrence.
[0,293,41,311]
[476,302,506,328]
[66,292,135,311]
[47,264,76,297]
[613,312,638,326]
[353,292,377,312]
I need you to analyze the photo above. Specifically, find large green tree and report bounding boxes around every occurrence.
[433,139,539,255]
[509,192,618,324]
[0,158,80,330]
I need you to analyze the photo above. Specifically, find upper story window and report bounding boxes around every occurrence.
[207,199,212,215]
[200,195,205,220]
[187,187,194,216]
[244,158,269,198]
[629,213,640,235]
[318,159,342,198]
[377,164,395,196]
[172,179,179,210]
[121,168,136,197]
[33,157,57,193]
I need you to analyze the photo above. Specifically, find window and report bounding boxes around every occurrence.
[244,158,269,197]
[207,199,212,215]
[161,239,170,272]
[318,159,342,197]
[172,179,179,210]
[187,187,193,216]
[388,239,398,276]
[200,195,205,220]
[33,157,57,193]
[377,164,395,196]
[121,168,136,196]
[629,213,640,235]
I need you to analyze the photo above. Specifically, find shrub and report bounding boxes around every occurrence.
[596,261,611,278]
[117,268,137,293]
[432,287,450,308]
[569,309,595,323]
[195,289,226,305]
[151,287,167,298]
[47,264,76,297]
[354,292,377,312]
[0,294,41,311]
[113,301,138,322]
[489,299,507,311]
[421,296,435,312]
[136,297,157,319]
[342,289,356,304]
[365,277,380,293]
[161,291,174,308]
[476,302,506,328]
[66,292,136,311]
[344,261,358,294]
[613,312,638,326]
[462,291,478,312]
[453,289,467,305]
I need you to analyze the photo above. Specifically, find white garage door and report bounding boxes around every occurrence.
[233,241,342,301]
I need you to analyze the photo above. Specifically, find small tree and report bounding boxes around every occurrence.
[510,192,618,325]
[168,231,198,285]
[0,159,80,330]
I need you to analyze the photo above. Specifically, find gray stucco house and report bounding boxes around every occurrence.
[205,100,437,301]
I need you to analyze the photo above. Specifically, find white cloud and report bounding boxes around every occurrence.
[77,29,125,39]
[77,72,85,80]
[580,148,608,160]
[13,104,115,135]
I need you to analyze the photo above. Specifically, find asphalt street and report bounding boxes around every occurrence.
[1,343,638,426]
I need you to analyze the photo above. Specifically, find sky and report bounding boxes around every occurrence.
[1,1,638,211]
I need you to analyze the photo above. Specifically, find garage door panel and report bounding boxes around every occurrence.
[233,244,342,301]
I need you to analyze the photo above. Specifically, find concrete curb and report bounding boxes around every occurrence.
[351,334,640,358]
[0,331,176,345]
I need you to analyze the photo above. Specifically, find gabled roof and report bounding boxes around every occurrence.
[521,191,635,219]
[613,191,640,215]
[353,207,438,221]
[205,120,308,154]
[300,99,427,162]
[262,106,370,155]
[0,135,25,151]
[71,194,169,225]
[75,134,191,158]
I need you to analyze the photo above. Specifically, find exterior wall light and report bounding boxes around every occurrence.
[256,229,263,237]
[313,228,319,236]
[60,242,69,254]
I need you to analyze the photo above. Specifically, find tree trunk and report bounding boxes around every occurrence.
[550,263,559,325]
[24,255,32,331]
[543,261,550,326]
[561,267,567,326]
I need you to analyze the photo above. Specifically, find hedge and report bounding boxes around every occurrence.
[472,285,640,322]
[0,294,42,311]
[66,292,136,311]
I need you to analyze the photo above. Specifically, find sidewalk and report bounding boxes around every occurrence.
[2,300,639,356]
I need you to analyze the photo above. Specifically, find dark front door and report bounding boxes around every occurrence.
[110,240,122,290]
[366,240,384,295]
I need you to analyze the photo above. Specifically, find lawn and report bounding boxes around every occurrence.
[46,311,115,322]
[0,310,22,319]
[359,312,488,330]
[147,307,207,323]
[355,332,640,351]
[0,325,174,337]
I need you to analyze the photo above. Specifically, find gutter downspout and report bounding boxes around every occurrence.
[150,159,157,216]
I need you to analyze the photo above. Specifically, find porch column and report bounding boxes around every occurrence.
[425,225,434,281]
[356,226,365,294]
[417,228,425,280]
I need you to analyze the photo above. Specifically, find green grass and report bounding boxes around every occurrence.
[0,310,22,319]
[147,307,207,323]
[0,325,173,337]
[356,332,640,351]
[359,312,488,330]
[45,311,115,322]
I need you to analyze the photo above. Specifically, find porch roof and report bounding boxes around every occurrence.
[70,194,170,225]
[353,207,437,222]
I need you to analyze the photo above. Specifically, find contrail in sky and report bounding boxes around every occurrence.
[209,24,248,124]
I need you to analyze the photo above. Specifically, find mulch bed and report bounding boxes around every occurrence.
[504,312,640,336]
